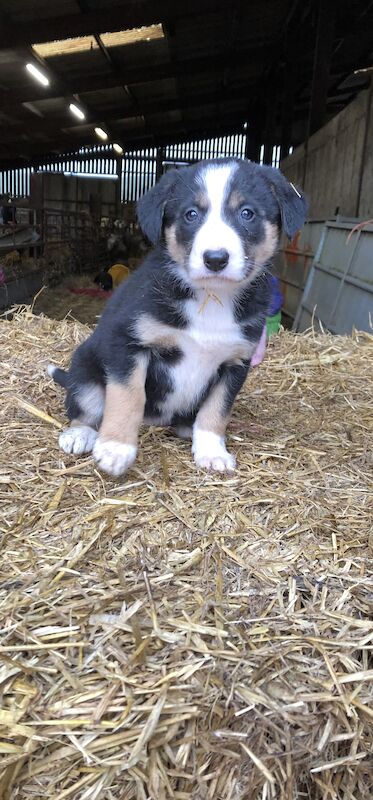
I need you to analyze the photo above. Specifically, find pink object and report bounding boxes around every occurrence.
[251,325,267,367]
[0,268,5,286]
[68,286,112,298]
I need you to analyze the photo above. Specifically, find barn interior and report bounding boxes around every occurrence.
[0,0,372,329]
[1,4,373,800]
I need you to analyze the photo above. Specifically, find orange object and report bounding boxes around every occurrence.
[107,263,130,288]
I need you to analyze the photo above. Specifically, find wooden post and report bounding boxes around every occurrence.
[116,154,121,213]
[155,147,165,181]
[245,124,261,162]
[280,64,295,162]
[355,79,373,216]
[308,0,335,135]
[262,85,278,165]
[263,141,274,165]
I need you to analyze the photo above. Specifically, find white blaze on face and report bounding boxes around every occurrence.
[188,163,245,281]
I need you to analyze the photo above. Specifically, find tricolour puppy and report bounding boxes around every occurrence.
[48,158,307,476]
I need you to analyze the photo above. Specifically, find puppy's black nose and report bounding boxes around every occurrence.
[203,248,229,272]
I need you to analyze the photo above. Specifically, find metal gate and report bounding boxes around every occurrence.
[294,220,373,334]
[273,221,325,323]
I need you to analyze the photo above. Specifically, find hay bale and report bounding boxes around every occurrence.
[3,250,21,267]
[43,243,79,287]
[0,309,372,800]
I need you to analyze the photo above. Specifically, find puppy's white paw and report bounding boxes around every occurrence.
[192,429,236,473]
[194,452,236,472]
[59,425,97,455]
[93,439,137,477]
[47,363,57,378]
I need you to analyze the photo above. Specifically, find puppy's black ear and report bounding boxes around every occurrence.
[137,169,179,244]
[261,165,308,239]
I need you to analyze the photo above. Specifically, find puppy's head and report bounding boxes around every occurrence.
[137,159,307,287]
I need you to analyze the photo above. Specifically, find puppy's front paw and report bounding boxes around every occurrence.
[93,439,137,477]
[194,452,236,472]
[192,429,236,473]
[59,425,98,455]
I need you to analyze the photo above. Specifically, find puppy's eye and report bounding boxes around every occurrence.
[185,208,198,222]
[241,207,255,221]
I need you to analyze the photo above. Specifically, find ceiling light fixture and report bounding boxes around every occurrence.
[63,172,119,180]
[113,143,123,154]
[94,127,108,140]
[69,102,85,120]
[354,65,373,74]
[25,62,49,86]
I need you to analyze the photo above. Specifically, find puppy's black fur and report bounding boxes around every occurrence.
[53,253,271,426]
[94,271,113,291]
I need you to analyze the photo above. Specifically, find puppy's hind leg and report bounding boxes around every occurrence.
[173,425,193,440]
[59,383,105,456]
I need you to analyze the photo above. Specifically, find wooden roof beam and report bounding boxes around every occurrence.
[0,47,268,108]
[0,113,251,168]
[0,87,255,143]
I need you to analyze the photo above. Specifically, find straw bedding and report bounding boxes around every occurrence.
[0,308,372,800]
[33,276,108,325]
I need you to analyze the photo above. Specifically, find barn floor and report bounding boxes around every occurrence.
[33,275,109,325]
[0,309,372,800]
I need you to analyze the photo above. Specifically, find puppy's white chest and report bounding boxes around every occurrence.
[185,294,244,358]
[159,293,251,421]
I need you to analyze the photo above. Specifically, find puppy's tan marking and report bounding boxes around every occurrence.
[195,192,209,210]
[99,357,147,446]
[135,314,180,350]
[195,380,230,437]
[228,190,245,211]
[254,221,279,266]
[165,224,186,265]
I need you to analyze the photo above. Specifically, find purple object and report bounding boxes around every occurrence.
[268,275,283,316]
[0,268,5,286]
[252,275,283,368]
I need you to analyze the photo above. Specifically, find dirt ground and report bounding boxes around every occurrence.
[33,274,110,325]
